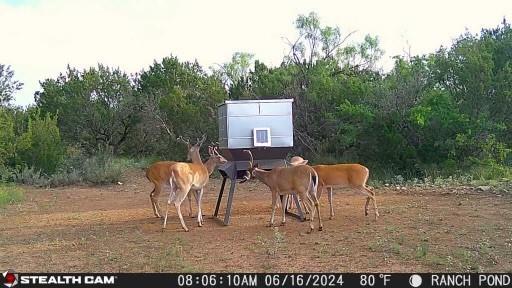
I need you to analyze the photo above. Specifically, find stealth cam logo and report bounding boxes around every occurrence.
[1,270,18,288]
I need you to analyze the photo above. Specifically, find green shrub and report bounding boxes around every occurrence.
[469,160,512,181]
[0,165,15,182]
[0,108,15,167]
[81,153,125,185]
[0,184,23,207]
[16,111,64,174]
[13,166,49,187]
[47,170,82,187]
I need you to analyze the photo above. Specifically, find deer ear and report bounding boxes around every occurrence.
[302,160,309,165]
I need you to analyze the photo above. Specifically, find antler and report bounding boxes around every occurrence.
[176,135,191,147]
[195,134,207,147]
[240,149,254,183]
[244,149,254,168]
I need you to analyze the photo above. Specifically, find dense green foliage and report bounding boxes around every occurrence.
[0,13,511,186]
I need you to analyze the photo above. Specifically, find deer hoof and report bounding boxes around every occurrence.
[280,221,286,226]
[318,226,323,231]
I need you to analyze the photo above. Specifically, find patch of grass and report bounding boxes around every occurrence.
[390,242,402,255]
[0,184,23,207]
[368,236,403,255]
[415,243,429,259]
[257,227,285,257]
[151,237,197,272]
[256,227,286,271]
[368,239,381,252]
[316,242,330,257]
[427,254,449,266]
[454,248,479,272]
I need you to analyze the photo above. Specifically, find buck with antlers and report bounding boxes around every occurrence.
[241,150,323,232]
[288,156,379,220]
[163,145,227,231]
[146,135,207,219]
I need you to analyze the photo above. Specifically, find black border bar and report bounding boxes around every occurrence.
[6,273,512,288]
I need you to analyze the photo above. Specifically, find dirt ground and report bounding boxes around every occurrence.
[1,169,512,273]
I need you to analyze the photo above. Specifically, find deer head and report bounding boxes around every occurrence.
[240,150,258,183]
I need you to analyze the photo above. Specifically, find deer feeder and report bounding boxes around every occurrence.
[213,99,305,225]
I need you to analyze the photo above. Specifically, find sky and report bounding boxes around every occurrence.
[1,0,511,106]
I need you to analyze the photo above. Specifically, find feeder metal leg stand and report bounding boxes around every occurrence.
[214,177,227,217]
[213,164,237,226]
[223,177,236,225]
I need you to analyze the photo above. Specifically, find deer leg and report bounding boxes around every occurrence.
[306,195,315,233]
[280,194,287,225]
[311,192,323,231]
[163,190,174,229]
[328,187,334,219]
[268,191,277,227]
[196,188,204,227]
[175,200,189,232]
[316,182,324,199]
[367,187,379,220]
[360,187,379,220]
[301,198,310,220]
[298,190,314,233]
[305,192,314,219]
[163,201,170,229]
[365,197,370,216]
[287,194,294,210]
[188,192,194,218]
[150,187,161,218]
[162,182,177,228]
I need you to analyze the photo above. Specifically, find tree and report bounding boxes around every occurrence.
[0,64,23,106]
[0,107,16,166]
[16,110,64,174]
[216,52,254,89]
[35,65,141,154]
[136,56,227,158]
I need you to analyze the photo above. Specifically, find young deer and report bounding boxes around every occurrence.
[146,135,206,218]
[289,156,379,220]
[241,150,323,232]
[163,146,227,231]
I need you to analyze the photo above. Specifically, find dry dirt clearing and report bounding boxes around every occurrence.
[1,170,511,272]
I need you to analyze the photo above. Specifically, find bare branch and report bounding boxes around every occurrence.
[294,128,319,157]
[325,30,358,59]
[154,113,174,137]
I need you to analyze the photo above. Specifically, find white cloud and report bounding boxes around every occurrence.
[1,0,511,106]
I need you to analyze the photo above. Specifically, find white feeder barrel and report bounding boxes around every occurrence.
[218,99,294,149]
